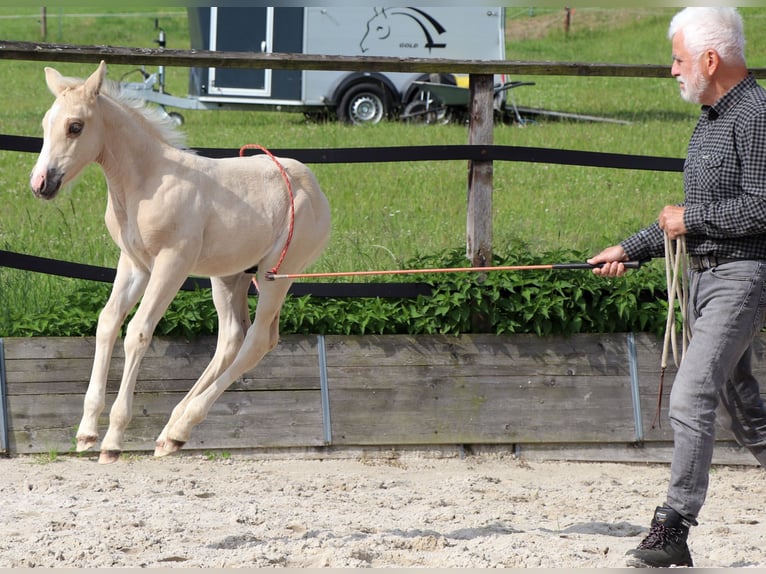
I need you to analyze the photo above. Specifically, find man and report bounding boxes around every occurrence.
[588,7,766,568]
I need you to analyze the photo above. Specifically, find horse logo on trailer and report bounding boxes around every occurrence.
[360,7,447,53]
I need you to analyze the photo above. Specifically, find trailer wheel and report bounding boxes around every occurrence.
[337,82,388,125]
[402,98,451,125]
[166,111,185,126]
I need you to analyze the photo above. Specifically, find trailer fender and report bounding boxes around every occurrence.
[331,73,398,125]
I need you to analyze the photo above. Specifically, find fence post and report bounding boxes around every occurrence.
[467,73,494,331]
[40,8,47,41]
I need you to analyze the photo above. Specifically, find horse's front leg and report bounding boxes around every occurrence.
[77,254,148,453]
[98,250,193,464]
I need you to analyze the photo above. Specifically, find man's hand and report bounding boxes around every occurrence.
[587,245,628,277]
[659,205,686,240]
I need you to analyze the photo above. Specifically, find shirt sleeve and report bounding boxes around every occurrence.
[620,221,665,260]
[684,108,766,237]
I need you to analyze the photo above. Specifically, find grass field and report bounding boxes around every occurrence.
[2,7,766,332]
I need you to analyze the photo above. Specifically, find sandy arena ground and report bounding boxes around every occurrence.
[1,449,765,568]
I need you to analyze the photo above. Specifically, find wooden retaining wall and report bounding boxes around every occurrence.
[1,333,763,465]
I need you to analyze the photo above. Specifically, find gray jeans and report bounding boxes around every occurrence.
[667,260,766,521]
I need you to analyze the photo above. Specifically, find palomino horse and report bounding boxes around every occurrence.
[29,61,331,463]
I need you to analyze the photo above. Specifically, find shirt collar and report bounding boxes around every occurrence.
[703,73,757,120]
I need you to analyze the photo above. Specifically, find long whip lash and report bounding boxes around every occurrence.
[655,232,689,429]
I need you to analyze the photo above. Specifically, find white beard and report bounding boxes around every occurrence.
[677,66,709,104]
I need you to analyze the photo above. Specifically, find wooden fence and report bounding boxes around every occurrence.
[1,332,762,465]
[2,38,765,270]
[1,40,765,465]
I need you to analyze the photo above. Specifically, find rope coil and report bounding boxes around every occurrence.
[654,231,689,428]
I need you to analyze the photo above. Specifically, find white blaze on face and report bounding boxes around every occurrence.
[30,102,60,191]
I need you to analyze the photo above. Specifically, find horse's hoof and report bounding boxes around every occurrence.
[98,450,121,464]
[154,439,185,458]
[76,435,98,452]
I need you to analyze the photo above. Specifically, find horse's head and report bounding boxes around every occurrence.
[360,8,391,53]
[30,60,107,200]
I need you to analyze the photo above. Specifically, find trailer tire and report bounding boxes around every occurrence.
[337,82,389,125]
[402,99,451,125]
[166,111,185,126]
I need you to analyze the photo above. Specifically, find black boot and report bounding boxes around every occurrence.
[625,504,695,567]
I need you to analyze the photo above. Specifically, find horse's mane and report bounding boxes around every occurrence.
[102,79,188,149]
[56,73,187,149]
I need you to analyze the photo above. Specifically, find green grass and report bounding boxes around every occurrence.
[2,7,766,334]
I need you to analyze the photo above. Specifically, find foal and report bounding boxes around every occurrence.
[30,61,331,463]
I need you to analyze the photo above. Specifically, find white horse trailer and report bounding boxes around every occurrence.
[123,7,507,125]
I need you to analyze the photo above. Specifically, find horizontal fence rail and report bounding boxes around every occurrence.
[0,134,686,171]
[0,250,432,299]
[2,39,766,80]
[0,40,679,76]
[0,136,684,297]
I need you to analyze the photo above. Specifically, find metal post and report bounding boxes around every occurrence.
[0,339,9,455]
[317,335,332,445]
[627,332,644,443]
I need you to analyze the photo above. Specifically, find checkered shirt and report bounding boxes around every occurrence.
[621,74,766,261]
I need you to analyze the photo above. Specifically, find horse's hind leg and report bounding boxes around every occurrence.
[154,275,291,456]
[77,254,149,453]
[154,273,252,450]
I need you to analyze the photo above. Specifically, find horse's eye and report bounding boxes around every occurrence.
[67,121,83,137]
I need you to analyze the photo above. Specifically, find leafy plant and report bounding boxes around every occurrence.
[2,245,674,338]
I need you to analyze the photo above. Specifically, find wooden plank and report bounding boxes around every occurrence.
[3,335,321,392]
[324,334,630,374]
[6,333,766,456]
[632,332,677,442]
[328,376,636,445]
[4,334,324,454]
[7,40,766,80]
[632,332,766,445]
[324,334,636,445]
[8,389,323,454]
[3,335,316,361]
[0,40,682,76]
[5,355,319,386]
[518,441,760,466]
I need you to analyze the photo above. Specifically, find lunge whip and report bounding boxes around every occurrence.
[265,259,648,281]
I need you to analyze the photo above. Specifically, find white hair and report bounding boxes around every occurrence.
[668,7,746,65]
[106,79,187,149]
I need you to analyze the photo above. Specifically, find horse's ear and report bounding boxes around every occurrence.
[44,66,68,96]
[83,60,107,100]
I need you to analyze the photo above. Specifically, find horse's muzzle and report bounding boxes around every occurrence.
[30,168,63,200]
